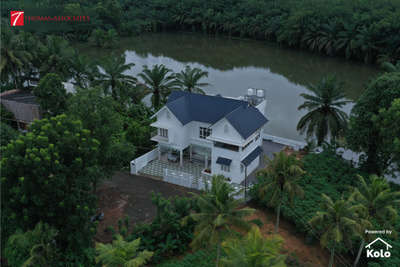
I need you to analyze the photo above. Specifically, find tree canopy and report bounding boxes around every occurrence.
[347,72,400,175]
[1,114,100,265]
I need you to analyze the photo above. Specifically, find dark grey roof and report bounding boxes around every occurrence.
[225,105,268,139]
[241,146,263,167]
[1,91,38,105]
[216,157,232,166]
[166,91,268,139]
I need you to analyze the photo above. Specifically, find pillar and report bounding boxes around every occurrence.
[205,154,208,169]
[180,150,183,167]
[158,145,161,160]
[189,145,192,161]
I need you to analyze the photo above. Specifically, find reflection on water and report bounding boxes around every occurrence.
[76,33,380,141]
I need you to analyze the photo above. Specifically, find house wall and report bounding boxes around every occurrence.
[155,108,190,150]
[245,155,260,178]
[210,118,244,145]
[211,146,244,184]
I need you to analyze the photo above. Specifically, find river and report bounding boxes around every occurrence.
[77,32,381,142]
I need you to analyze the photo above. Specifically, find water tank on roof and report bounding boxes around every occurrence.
[256,89,264,98]
[247,88,254,96]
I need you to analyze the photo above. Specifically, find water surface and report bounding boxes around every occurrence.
[77,33,380,141]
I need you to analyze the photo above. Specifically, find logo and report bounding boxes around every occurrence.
[10,11,24,26]
[365,238,392,258]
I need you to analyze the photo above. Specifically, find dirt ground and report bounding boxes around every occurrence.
[95,171,196,243]
[95,172,332,266]
[246,207,331,267]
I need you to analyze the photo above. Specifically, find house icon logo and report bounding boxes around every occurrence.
[365,237,392,258]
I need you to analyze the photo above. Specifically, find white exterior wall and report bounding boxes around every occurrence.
[152,108,190,150]
[245,155,260,178]
[151,107,264,184]
[189,121,213,150]
[211,146,244,184]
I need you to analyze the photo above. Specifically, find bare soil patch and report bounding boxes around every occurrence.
[94,171,196,243]
[246,206,330,267]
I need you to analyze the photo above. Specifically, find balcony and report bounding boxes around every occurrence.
[151,130,169,143]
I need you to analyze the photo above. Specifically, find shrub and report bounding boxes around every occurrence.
[158,249,217,267]
[127,193,197,263]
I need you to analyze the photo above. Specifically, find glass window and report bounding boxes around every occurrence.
[220,164,230,172]
[199,127,212,139]
[159,128,168,137]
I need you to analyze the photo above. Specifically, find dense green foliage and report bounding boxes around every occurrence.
[158,249,217,267]
[373,98,400,175]
[4,222,58,267]
[1,114,99,265]
[187,175,255,265]
[221,226,286,267]
[251,146,361,235]
[127,193,197,263]
[33,73,68,116]
[257,151,304,233]
[297,75,350,145]
[96,235,153,267]
[347,72,400,175]
[309,194,360,267]
[67,87,135,180]
[3,0,400,64]
[0,122,18,147]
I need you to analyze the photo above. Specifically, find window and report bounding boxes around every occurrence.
[220,164,230,172]
[159,128,168,138]
[224,124,229,133]
[243,139,254,150]
[199,127,212,139]
[214,142,239,152]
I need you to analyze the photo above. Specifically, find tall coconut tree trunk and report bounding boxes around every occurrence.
[329,247,335,267]
[353,239,365,267]
[275,201,282,233]
[216,241,221,267]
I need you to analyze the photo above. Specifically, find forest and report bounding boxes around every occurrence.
[2,0,400,64]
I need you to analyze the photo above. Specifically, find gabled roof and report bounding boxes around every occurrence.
[166,91,268,139]
[241,146,263,167]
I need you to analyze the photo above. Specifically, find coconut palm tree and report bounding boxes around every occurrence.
[138,64,177,109]
[95,235,153,267]
[0,27,33,88]
[297,75,350,145]
[221,226,286,267]
[185,175,255,267]
[38,35,74,80]
[175,65,209,94]
[350,175,400,267]
[381,61,400,73]
[310,194,361,267]
[69,53,99,89]
[257,151,304,233]
[98,54,137,100]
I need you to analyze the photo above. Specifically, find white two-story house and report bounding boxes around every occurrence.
[150,90,268,184]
